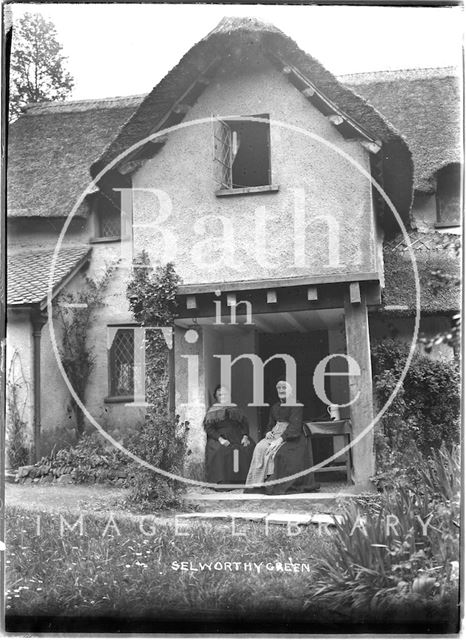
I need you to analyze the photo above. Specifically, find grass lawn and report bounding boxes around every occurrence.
[6,504,334,632]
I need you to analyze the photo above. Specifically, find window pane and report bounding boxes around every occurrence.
[231,116,270,188]
[97,192,122,238]
[100,210,121,237]
[111,329,134,396]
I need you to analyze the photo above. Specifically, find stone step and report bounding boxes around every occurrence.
[176,511,344,528]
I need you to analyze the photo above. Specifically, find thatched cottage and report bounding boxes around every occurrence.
[6,18,461,487]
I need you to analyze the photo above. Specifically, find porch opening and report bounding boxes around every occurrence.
[175,307,353,486]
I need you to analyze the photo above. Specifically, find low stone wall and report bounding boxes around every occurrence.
[15,463,132,486]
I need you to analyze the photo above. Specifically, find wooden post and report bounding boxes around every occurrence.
[168,327,175,416]
[344,289,375,487]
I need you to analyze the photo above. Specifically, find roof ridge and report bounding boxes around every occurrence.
[339,66,460,84]
[23,94,146,115]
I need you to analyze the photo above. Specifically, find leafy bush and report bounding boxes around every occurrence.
[125,253,188,511]
[372,339,459,459]
[6,406,29,469]
[37,433,130,483]
[6,353,30,468]
[306,445,460,626]
[125,413,188,511]
[57,265,115,438]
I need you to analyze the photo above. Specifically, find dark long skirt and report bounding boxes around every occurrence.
[205,439,255,484]
[265,433,309,495]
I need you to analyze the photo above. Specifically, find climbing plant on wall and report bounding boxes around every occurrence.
[56,263,115,438]
[6,350,30,467]
[125,251,188,510]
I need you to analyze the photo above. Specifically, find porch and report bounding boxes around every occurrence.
[174,278,380,490]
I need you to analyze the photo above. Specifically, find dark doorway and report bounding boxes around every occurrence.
[258,330,329,431]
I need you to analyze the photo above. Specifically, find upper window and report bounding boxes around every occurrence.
[95,191,122,240]
[436,164,461,228]
[213,114,276,194]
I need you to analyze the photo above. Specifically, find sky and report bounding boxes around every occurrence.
[10,3,464,101]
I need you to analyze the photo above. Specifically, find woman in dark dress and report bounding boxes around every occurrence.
[246,380,315,494]
[204,385,255,486]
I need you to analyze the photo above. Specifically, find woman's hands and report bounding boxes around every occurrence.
[218,437,230,447]
[265,431,275,440]
[241,435,250,447]
[268,436,283,452]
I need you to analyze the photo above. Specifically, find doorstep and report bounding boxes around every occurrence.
[176,510,343,528]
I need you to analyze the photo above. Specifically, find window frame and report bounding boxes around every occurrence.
[91,191,123,244]
[213,114,279,196]
[105,327,135,402]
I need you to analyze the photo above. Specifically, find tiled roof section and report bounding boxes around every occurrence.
[7,246,91,306]
[382,231,460,315]
[340,67,462,193]
[7,96,143,218]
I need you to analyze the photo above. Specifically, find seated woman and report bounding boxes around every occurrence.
[245,380,318,494]
[204,385,255,487]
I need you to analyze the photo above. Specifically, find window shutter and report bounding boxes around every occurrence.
[213,117,233,189]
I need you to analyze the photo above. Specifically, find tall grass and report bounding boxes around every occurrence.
[305,444,460,627]
[6,506,331,621]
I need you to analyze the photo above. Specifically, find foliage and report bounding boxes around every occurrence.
[35,432,130,484]
[372,339,460,457]
[125,252,188,511]
[56,265,115,438]
[9,12,74,119]
[6,351,30,468]
[306,445,459,627]
[420,235,461,355]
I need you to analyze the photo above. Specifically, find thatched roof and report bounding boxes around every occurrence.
[8,20,459,225]
[381,231,460,315]
[92,17,413,230]
[7,95,143,218]
[7,245,91,307]
[340,67,462,193]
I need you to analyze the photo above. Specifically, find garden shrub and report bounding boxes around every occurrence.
[125,252,189,511]
[306,444,460,628]
[371,338,459,458]
[29,432,130,483]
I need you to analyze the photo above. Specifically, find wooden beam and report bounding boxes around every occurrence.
[227,293,236,307]
[186,295,197,310]
[344,292,375,486]
[360,139,382,154]
[268,52,379,145]
[266,290,277,304]
[328,114,344,126]
[283,312,306,333]
[302,87,315,98]
[349,282,361,304]
[307,286,318,301]
[178,271,379,296]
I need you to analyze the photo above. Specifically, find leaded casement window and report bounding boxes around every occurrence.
[94,191,122,240]
[213,114,272,191]
[109,328,134,397]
